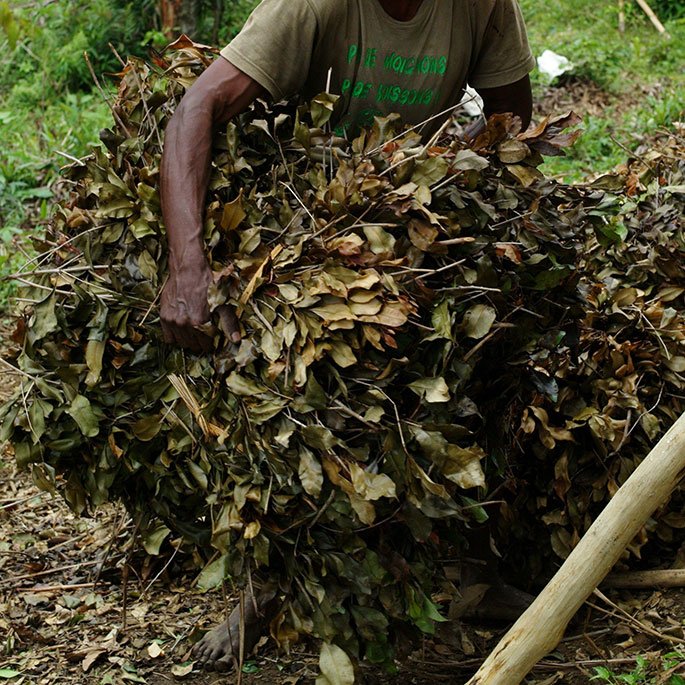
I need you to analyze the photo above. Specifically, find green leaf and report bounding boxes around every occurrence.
[196,554,229,591]
[363,225,396,254]
[302,426,339,451]
[497,139,530,164]
[443,444,486,489]
[143,524,171,555]
[431,300,452,339]
[316,643,355,685]
[241,662,260,674]
[299,447,324,498]
[452,149,490,171]
[31,295,59,341]
[310,92,340,128]
[411,157,449,186]
[460,495,489,524]
[462,304,496,339]
[350,464,396,501]
[132,414,162,441]
[221,194,247,231]
[409,377,450,403]
[329,340,357,368]
[0,670,21,680]
[85,340,106,388]
[226,372,267,396]
[67,395,100,437]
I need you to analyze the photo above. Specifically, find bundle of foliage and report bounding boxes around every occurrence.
[2,38,683,665]
[502,131,685,581]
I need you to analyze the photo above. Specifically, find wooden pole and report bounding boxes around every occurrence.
[618,0,626,33]
[603,569,685,589]
[634,0,670,37]
[466,411,685,685]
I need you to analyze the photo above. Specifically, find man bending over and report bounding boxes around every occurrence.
[160,0,536,670]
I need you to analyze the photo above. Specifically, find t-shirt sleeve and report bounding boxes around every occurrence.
[220,0,319,101]
[468,0,536,89]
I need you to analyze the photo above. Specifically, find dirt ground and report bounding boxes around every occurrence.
[3,426,685,685]
[2,81,685,684]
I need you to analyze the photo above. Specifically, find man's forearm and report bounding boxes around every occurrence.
[158,58,264,350]
[476,74,533,132]
[160,58,265,272]
[161,97,214,271]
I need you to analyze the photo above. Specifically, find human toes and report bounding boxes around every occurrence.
[213,654,236,673]
[193,633,227,667]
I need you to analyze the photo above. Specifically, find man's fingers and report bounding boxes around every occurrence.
[162,321,213,353]
[217,305,241,342]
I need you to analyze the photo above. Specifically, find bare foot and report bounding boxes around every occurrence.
[459,557,534,622]
[461,581,535,622]
[193,589,278,671]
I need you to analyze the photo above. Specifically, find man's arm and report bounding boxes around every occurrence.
[160,57,265,351]
[464,74,533,141]
[478,74,532,129]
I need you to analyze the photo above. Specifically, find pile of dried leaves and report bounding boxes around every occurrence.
[503,130,685,581]
[2,37,684,665]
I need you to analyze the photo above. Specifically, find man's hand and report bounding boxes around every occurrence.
[160,257,214,352]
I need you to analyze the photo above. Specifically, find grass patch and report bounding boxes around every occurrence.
[521,0,685,181]
[0,93,110,305]
[591,651,685,684]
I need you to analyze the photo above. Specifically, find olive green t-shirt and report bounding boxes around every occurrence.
[221,0,535,136]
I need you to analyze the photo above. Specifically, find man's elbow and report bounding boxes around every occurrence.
[167,82,215,136]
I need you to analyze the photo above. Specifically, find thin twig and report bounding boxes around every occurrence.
[92,509,129,586]
[589,588,685,645]
[142,543,180,597]
[0,560,100,587]
[54,150,86,166]
[331,400,380,431]
[237,590,246,685]
[0,492,47,510]
[83,51,131,137]
[25,582,98,593]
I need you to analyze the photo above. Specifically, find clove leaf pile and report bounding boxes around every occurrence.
[3,38,684,662]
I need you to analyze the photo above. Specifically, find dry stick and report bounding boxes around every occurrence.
[28,582,97,593]
[603,569,685,589]
[83,51,131,137]
[238,590,246,685]
[1,560,100,587]
[589,588,685,645]
[54,150,86,166]
[618,0,626,33]
[634,0,670,36]
[142,543,180,598]
[92,509,129,586]
[0,492,46,510]
[412,655,645,673]
[466,410,685,685]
